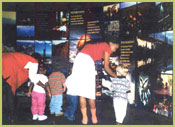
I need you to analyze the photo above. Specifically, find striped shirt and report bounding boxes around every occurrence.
[48,71,66,95]
[111,76,130,100]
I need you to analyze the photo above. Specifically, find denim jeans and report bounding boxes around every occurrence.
[64,94,78,121]
[49,94,63,114]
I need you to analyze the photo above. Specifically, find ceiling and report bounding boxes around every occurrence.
[2,2,107,12]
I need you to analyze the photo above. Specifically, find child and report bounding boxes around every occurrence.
[27,67,52,121]
[111,64,130,125]
[48,66,66,116]
[64,67,79,121]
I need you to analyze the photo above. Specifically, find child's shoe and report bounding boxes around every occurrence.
[38,115,47,121]
[55,112,64,117]
[32,114,38,120]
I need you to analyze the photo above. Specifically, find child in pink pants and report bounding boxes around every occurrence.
[27,67,51,121]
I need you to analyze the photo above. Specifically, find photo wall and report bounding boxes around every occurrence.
[14,8,70,59]
[2,2,173,118]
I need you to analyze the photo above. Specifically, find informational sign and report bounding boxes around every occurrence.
[120,40,135,66]
[86,7,103,39]
[16,11,34,25]
[69,10,86,39]
[35,12,50,39]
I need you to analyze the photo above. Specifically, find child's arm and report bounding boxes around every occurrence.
[37,80,45,88]
[126,80,131,93]
[63,83,66,92]
[27,82,34,97]
[102,79,112,91]
[45,82,52,99]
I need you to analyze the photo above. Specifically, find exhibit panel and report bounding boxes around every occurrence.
[2,2,173,125]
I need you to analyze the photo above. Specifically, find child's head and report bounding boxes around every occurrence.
[52,65,62,72]
[38,65,47,74]
[116,64,129,76]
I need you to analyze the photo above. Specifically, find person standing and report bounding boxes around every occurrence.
[111,64,130,125]
[64,66,79,121]
[48,66,66,116]
[2,52,39,123]
[27,66,52,121]
[70,35,119,124]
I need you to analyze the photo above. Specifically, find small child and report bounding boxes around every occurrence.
[111,64,130,125]
[64,67,78,121]
[27,67,52,121]
[48,66,66,116]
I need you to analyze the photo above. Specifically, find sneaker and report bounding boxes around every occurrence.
[63,112,68,117]
[32,114,38,120]
[116,122,122,125]
[55,112,64,117]
[38,115,47,121]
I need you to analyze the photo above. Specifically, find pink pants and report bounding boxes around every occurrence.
[31,91,46,115]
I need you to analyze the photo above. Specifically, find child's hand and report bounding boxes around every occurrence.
[63,84,66,92]
[48,93,52,99]
[27,91,32,97]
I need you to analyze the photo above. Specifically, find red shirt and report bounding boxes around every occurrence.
[80,42,111,61]
[2,52,38,94]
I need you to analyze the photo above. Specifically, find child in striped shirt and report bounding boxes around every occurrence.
[111,64,130,125]
[48,66,66,116]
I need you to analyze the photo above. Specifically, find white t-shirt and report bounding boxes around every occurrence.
[32,74,48,93]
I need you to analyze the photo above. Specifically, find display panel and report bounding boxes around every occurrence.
[153,74,173,117]
[51,11,69,40]
[16,11,34,25]
[2,11,16,24]
[120,2,141,9]
[17,25,35,37]
[34,10,69,40]
[69,10,86,39]
[103,21,120,37]
[35,40,52,57]
[150,31,173,45]
[16,40,35,55]
[103,3,120,20]
[69,39,79,63]
[52,40,69,58]
[154,2,173,32]
[138,73,151,106]
[86,7,103,39]
[154,74,173,96]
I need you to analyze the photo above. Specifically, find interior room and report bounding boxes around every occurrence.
[2,2,173,125]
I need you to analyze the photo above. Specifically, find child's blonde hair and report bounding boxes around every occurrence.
[116,64,129,76]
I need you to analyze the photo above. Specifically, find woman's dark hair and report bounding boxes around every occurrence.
[103,34,119,44]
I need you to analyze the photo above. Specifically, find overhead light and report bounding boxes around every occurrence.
[160,4,164,13]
